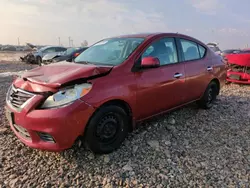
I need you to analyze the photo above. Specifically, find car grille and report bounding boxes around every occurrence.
[37,132,55,143]
[7,85,35,109]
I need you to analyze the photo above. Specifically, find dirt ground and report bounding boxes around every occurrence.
[0,52,250,187]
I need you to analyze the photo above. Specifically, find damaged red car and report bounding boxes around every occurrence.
[225,49,250,84]
[5,33,226,154]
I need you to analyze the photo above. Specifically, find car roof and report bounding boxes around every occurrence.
[110,32,197,40]
[41,46,66,50]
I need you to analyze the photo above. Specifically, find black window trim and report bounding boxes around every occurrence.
[198,44,206,58]
[177,38,207,63]
[132,36,181,72]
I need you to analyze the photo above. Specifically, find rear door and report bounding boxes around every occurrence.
[135,37,186,120]
[177,38,209,102]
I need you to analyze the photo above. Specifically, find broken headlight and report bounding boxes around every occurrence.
[40,83,92,109]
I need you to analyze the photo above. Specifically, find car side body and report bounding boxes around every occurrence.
[5,33,226,153]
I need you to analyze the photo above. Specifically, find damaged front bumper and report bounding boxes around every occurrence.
[226,63,250,84]
[20,53,36,64]
[5,91,95,151]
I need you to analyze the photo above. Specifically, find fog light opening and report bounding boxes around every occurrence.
[37,132,56,143]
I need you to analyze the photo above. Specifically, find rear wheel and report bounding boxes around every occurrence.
[198,81,218,109]
[84,105,129,154]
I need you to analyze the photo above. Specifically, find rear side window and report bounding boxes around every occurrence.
[180,39,200,61]
[55,47,67,52]
[180,39,206,61]
[43,47,56,53]
[198,45,206,58]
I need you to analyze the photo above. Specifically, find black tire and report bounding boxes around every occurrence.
[84,105,129,154]
[36,56,42,66]
[198,81,218,109]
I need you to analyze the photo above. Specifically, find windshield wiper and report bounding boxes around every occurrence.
[75,61,91,64]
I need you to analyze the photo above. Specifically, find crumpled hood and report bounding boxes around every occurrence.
[225,53,250,67]
[20,61,113,88]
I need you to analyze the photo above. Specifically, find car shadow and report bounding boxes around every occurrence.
[59,88,250,170]
[1,84,249,186]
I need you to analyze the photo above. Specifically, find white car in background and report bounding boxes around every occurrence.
[207,42,222,55]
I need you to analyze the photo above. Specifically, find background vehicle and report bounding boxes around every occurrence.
[222,49,241,56]
[5,33,226,154]
[52,47,88,63]
[207,42,222,55]
[239,48,250,54]
[225,50,250,84]
[32,46,67,65]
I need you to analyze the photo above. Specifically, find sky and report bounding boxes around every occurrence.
[0,0,250,49]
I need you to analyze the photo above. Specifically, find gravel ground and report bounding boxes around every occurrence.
[0,59,250,187]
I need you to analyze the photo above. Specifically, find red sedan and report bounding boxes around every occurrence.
[225,50,250,84]
[5,33,226,154]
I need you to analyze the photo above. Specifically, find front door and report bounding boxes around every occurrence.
[135,37,186,120]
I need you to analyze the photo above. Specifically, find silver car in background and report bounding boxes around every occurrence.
[33,46,67,65]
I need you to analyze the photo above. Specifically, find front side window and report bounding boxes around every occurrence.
[142,37,178,65]
[74,38,144,66]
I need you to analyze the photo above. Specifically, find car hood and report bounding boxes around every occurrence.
[19,61,113,88]
[225,53,250,67]
[42,52,62,60]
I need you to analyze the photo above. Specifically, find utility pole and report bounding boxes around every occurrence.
[58,37,61,46]
[71,39,74,47]
[68,37,71,47]
[17,37,20,46]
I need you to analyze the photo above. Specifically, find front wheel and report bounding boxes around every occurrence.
[84,105,129,154]
[36,56,42,66]
[197,82,218,109]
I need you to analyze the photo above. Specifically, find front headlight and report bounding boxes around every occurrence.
[41,83,92,109]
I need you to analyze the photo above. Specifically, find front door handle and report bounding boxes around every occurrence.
[174,73,183,78]
[207,66,213,71]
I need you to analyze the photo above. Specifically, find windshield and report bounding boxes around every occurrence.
[74,37,144,65]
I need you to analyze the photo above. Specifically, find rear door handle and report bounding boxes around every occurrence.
[174,73,183,78]
[207,66,213,71]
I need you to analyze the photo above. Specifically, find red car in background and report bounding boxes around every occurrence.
[5,33,226,154]
[225,49,250,84]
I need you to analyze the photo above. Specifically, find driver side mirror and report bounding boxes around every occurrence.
[141,57,160,68]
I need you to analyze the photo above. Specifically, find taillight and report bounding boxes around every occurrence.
[74,52,80,57]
